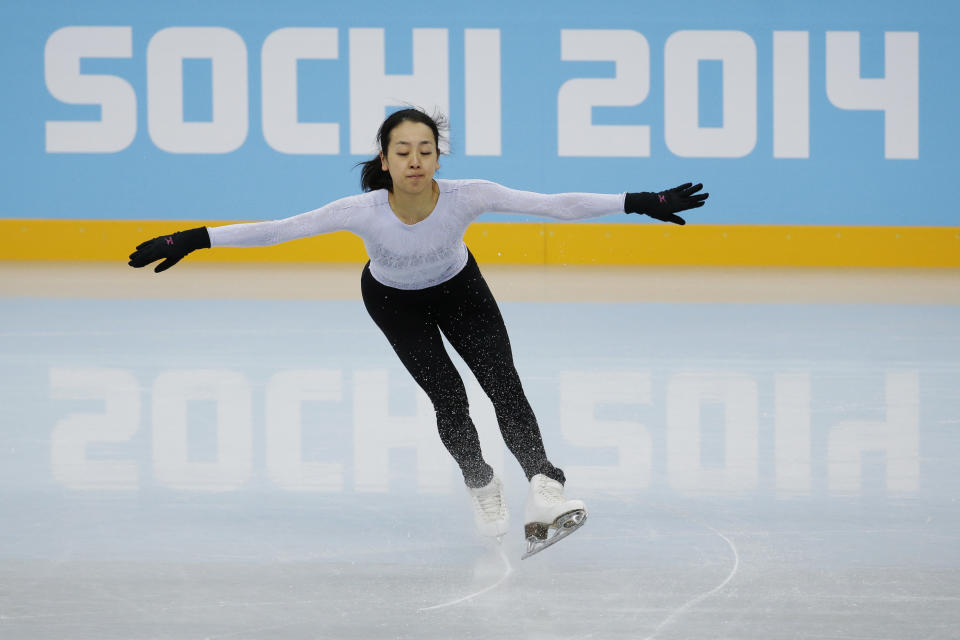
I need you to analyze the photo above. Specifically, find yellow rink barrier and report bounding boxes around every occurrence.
[1,219,959,267]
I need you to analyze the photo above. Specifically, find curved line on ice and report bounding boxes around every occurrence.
[642,523,741,640]
[418,544,514,612]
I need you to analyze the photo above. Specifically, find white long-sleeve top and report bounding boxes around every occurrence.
[208,178,626,290]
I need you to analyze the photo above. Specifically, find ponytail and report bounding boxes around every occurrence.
[359,156,393,192]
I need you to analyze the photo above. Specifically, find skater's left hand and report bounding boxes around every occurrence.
[624,183,709,225]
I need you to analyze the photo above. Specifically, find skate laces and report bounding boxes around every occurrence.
[534,477,563,505]
[474,492,506,521]
[471,481,506,522]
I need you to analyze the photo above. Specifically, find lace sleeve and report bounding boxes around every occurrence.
[207,198,358,247]
[466,180,625,222]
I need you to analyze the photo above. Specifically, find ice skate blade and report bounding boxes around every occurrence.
[521,509,587,560]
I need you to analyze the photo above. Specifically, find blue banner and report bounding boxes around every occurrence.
[0,0,952,224]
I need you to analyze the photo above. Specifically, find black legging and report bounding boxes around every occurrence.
[361,250,565,488]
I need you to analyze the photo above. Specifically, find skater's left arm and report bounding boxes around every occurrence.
[469,180,708,224]
[468,180,624,221]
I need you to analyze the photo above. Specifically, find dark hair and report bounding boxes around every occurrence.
[358,108,447,192]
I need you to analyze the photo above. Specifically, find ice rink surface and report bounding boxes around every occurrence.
[1,263,958,639]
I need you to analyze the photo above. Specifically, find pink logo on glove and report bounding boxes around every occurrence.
[658,194,666,203]
[165,237,174,245]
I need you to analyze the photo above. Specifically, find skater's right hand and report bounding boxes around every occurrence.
[128,227,211,273]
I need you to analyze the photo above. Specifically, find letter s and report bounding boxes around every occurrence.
[45,26,136,153]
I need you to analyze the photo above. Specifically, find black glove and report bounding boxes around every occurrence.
[128,227,211,273]
[624,182,709,225]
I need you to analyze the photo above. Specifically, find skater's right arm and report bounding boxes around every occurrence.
[206,200,353,248]
[127,199,355,273]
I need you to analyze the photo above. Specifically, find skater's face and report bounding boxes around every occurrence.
[380,120,439,196]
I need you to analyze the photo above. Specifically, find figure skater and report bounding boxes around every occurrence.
[128,108,708,557]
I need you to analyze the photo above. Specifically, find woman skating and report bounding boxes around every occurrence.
[128,108,708,557]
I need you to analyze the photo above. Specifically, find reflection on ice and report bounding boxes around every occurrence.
[1,297,958,639]
[42,365,924,497]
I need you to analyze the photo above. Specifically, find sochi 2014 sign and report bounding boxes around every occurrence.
[45,26,917,159]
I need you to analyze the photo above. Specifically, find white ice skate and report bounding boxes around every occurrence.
[521,474,587,559]
[467,475,510,540]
